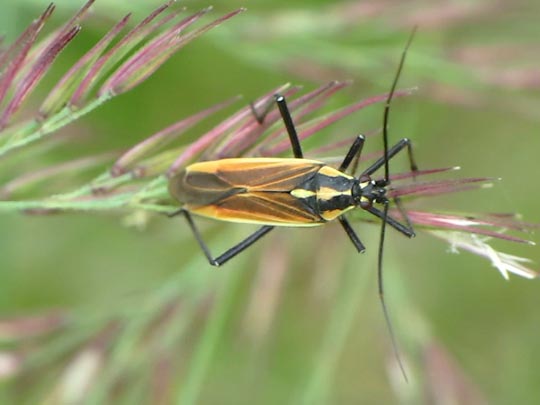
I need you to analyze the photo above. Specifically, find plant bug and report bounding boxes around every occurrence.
[169,29,418,378]
[168,31,418,264]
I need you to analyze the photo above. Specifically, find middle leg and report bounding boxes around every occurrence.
[274,94,304,158]
[339,216,366,253]
[339,135,365,173]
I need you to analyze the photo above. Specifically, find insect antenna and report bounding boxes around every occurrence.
[378,27,417,382]
[378,202,408,381]
[382,26,417,184]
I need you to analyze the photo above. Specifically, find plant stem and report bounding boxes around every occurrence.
[0,93,111,158]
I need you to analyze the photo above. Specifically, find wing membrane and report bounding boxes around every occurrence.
[188,158,323,191]
[176,158,323,207]
[191,191,323,226]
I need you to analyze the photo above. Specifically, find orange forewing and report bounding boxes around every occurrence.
[187,158,324,190]
[170,158,327,226]
[191,191,323,226]
[171,158,323,206]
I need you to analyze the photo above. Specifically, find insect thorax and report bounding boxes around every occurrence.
[291,166,357,222]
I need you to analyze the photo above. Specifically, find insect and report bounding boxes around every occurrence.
[169,29,418,377]
[168,30,418,266]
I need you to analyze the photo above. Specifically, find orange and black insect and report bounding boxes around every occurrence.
[169,30,418,266]
[169,29,418,377]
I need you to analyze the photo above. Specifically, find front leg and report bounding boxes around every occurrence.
[361,138,418,178]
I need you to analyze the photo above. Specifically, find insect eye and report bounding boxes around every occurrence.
[359,174,371,184]
[359,198,372,210]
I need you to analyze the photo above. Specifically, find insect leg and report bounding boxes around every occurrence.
[274,94,303,158]
[338,216,366,253]
[392,195,414,233]
[357,137,417,235]
[349,146,363,178]
[361,138,418,178]
[174,209,274,266]
[212,225,274,265]
[339,135,365,173]
[365,205,415,238]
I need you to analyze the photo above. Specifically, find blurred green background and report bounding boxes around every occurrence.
[1,0,539,404]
